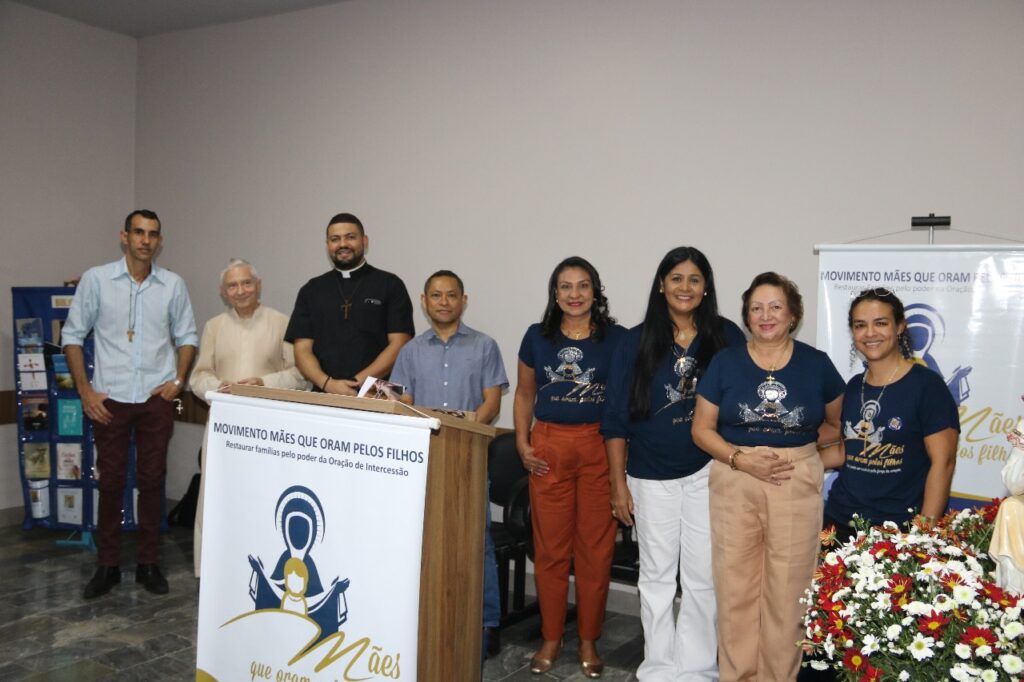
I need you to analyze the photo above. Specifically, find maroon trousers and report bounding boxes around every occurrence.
[91,396,175,566]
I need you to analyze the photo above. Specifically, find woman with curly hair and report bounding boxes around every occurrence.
[826,287,958,536]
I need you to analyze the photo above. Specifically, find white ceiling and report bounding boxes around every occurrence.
[11,0,347,37]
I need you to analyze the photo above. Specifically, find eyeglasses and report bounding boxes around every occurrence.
[851,287,896,299]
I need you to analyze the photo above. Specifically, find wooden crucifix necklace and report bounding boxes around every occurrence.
[335,271,364,320]
[127,281,138,342]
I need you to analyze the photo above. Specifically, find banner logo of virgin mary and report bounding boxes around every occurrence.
[247,485,351,644]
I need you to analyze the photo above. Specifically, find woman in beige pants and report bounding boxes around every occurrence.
[693,272,844,681]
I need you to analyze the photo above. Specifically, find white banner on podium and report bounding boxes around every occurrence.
[816,245,1024,501]
[196,393,433,681]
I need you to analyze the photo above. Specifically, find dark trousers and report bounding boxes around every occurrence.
[92,395,175,566]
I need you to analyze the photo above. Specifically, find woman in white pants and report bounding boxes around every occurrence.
[602,247,744,681]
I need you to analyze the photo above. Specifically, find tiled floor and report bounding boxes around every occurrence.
[483,610,643,681]
[0,525,643,681]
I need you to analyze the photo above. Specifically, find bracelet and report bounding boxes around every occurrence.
[816,440,840,451]
[321,376,332,391]
[728,449,743,471]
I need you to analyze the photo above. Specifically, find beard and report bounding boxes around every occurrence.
[331,248,364,270]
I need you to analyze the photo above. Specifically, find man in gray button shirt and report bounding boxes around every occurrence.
[390,270,508,656]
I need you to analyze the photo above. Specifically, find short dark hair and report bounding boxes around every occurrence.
[124,209,160,233]
[424,270,465,294]
[740,271,803,332]
[326,212,364,235]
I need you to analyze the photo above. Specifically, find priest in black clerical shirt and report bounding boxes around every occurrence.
[286,212,414,395]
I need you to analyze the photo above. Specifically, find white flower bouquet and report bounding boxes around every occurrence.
[802,518,1022,681]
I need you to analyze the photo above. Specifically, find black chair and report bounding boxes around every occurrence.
[610,521,640,584]
[487,431,538,625]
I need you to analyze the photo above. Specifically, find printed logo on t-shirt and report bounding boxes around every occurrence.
[544,347,595,384]
[660,355,697,421]
[363,298,382,306]
[842,400,906,473]
[738,376,805,429]
[541,346,604,403]
[845,400,885,446]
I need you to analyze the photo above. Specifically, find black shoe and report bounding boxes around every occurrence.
[83,566,121,599]
[484,626,501,659]
[136,563,169,595]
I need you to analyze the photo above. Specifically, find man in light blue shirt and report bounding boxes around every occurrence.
[63,209,198,599]
[390,270,508,658]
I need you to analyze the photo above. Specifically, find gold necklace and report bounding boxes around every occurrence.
[561,324,589,340]
[753,340,791,382]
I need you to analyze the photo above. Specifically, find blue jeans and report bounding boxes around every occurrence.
[483,482,501,627]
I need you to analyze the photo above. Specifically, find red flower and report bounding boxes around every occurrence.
[887,574,913,609]
[980,580,1007,605]
[860,663,884,681]
[834,629,856,648]
[979,499,1003,523]
[819,595,845,614]
[917,611,949,635]
[827,612,848,637]
[887,574,912,595]
[807,618,827,643]
[818,561,851,593]
[941,572,965,591]
[980,581,1021,608]
[997,592,1019,608]
[961,626,997,649]
[870,540,898,560]
[843,647,867,672]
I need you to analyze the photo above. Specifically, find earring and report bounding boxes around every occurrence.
[703,291,708,297]
[659,287,664,293]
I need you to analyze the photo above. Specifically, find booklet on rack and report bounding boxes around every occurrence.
[56,443,82,480]
[23,442,51,479]
[15,318,44,348]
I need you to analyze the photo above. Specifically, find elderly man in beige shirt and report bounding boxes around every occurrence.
[189,259,308,575]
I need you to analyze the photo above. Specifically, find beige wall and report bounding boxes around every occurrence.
[134,0,1024,426]
[1,2,137,509]
[4,0,1023,513]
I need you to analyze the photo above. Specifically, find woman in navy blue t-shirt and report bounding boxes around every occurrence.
[601,246,744,680]
[826,288,959,535]
[693,272,844,682]
[514,256,624,677]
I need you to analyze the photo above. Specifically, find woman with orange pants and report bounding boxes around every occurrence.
[514,256,624,678]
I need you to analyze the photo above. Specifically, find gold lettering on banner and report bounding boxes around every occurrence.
[958,404,1022,444]
[220,611,403,681]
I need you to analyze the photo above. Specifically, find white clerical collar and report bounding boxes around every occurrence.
[335,260,367,279]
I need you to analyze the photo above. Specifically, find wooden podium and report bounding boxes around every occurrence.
[230,385,494,680]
